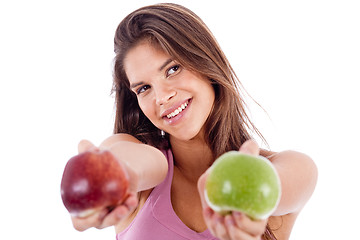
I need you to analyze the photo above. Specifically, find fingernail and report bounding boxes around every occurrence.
[215,216,223,224]
[204,208,212,218]
[226,216,235,226]
[99,210,108,220]
[233,211,243,219]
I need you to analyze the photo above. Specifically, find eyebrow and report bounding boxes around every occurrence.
[159,58,173,71]
[129,58,174,89]
[130,81,144,90]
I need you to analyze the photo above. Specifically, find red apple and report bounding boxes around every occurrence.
[60,149,129,218]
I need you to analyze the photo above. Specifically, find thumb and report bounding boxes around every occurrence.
[197,168,211,208]
[78,139,97,153]
[239,139,260,156]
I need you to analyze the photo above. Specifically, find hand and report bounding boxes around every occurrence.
[197,140,268,239]
[71,193,138,231]
[70,140,139,231]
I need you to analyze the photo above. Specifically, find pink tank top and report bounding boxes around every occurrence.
[116,149,218,240]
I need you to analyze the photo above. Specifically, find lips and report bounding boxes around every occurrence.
[166,101,188,119]
[161,98,192,121]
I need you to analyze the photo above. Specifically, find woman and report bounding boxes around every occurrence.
[71,3,317,240]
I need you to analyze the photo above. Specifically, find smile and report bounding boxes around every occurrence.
[166,101,189,119]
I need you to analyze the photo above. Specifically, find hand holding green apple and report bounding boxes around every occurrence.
[205,151,281,220]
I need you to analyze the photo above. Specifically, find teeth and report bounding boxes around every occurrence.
[167,102,188,119]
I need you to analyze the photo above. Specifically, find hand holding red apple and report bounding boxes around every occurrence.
[61,140,138,231]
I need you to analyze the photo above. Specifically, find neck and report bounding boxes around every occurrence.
[170,136,214,183]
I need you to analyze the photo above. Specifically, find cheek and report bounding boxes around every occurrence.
[138,98,155,120]
[199,81,215,103]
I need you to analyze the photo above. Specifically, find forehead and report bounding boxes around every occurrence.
[124,41,170,82]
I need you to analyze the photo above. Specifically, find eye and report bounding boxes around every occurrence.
[166,64,180,77]
[136,85,151,95]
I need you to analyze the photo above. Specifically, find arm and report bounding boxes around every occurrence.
[197,141,318,240]
[260,149,318,216]
[71,133,168,231]
[97,134,168,192]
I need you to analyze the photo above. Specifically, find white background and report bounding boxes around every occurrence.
[1,0,359,239]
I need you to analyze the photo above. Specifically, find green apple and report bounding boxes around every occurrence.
[205,151,281,220]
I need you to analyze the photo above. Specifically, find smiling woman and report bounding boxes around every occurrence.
[113,4,260,154]
[124,40,215,141]
[67,3,317,240]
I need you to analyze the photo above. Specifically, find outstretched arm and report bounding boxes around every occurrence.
[197,140,318,239]
[260,148,318,216]
[97,133,168,192]
[70,133,168,231]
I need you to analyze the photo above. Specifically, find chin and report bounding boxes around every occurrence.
[170,128,205,142]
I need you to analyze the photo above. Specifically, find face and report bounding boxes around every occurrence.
[124,41,215,141]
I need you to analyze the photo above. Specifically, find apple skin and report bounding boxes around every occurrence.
[60,149,129,218]
[205,151,281,220]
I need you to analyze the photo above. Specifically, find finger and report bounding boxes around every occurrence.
[71,208,107,231]
[123,192,139,209]
[78,139,97,153]
[100,192,139,227]
[204,210,229,240]
[239,139,260,156]
[212,213,230,240]
[197,169,210,207]
[225,215,255,240]
[232,212,268,237]
[120,192,139,216]
[99,205,130,229]
[203,207,217,237]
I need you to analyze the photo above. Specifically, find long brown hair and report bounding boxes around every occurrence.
[112,3,275,239]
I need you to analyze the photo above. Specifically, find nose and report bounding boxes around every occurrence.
[155,85,176,105]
